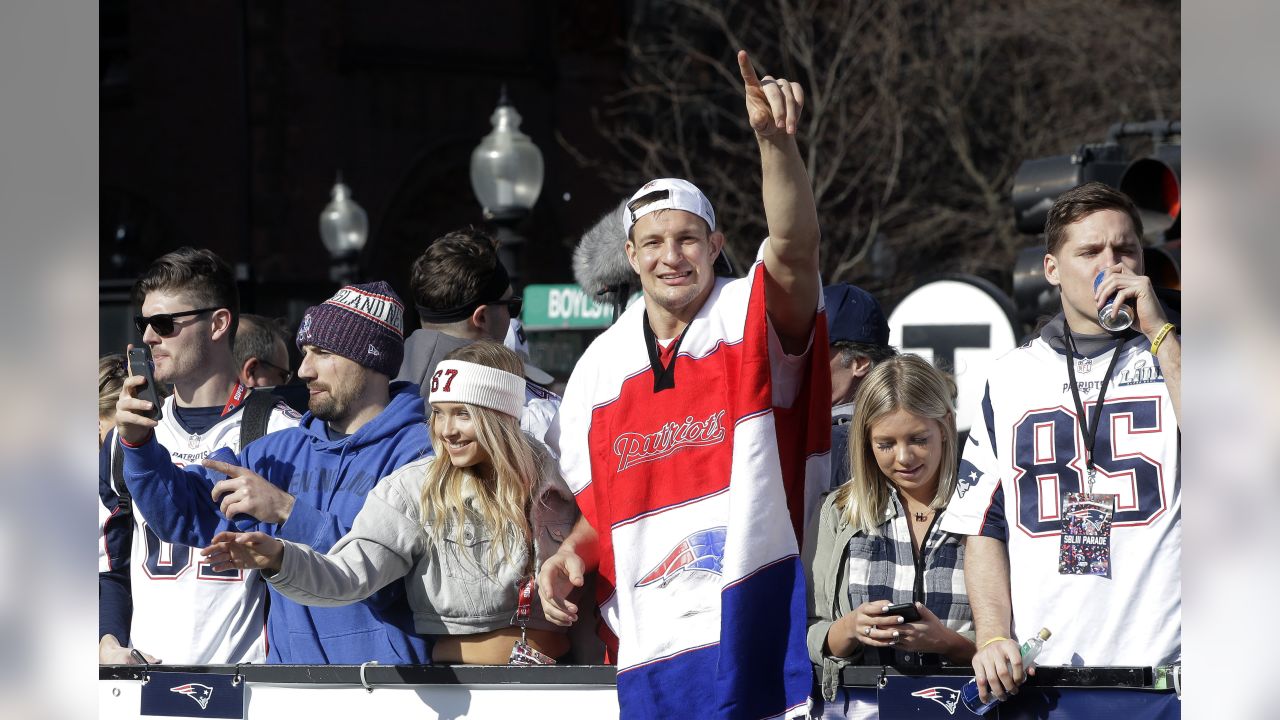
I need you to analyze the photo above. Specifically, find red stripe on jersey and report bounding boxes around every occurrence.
[771,305,831,543]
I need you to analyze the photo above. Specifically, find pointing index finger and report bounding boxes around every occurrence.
[737,50,761,88]
[202,458,243,475]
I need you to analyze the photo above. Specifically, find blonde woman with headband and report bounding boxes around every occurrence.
[803,354,975,712]
[202,340,578,664]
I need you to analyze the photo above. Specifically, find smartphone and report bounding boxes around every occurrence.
[884,602,922,623]
[127,346,164,422]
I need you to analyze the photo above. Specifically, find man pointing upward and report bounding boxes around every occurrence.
[541,50,831,719]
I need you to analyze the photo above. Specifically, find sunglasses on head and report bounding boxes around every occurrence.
[487,296,522,317]
[134,307,222,337]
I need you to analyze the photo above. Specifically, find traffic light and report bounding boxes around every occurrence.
[1119,142,1180,240]
[1011,244,1059,332]
[1012,120,1180,242]
[1008,121,1181,331]
[1012,143,1128,235]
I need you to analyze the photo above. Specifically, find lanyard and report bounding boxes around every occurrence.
[513,518,537,634]
[514,577,534,628]
[1063,329,1124,490]
[220,382,250,417]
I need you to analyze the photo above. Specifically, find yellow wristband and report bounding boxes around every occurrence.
[1149,322,1176,356]
[980,636,1010,651]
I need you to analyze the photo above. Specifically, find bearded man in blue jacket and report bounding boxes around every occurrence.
[114,281,433,664]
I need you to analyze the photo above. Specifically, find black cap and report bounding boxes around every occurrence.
[824,283,889,346]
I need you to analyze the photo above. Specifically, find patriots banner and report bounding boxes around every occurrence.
[140,671,244,719]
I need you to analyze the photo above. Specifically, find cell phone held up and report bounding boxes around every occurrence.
[883,602,922,623]
[127,346,164,422]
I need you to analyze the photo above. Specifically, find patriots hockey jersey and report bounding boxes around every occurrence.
[557,250,831,719]
[98,391,299,664]
[941,316,1180,667]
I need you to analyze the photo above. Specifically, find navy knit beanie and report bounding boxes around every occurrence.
[296,281,405,378]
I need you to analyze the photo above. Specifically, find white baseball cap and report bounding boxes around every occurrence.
[622,178,716,240]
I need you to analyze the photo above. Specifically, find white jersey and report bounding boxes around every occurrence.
[941,324,1180,667]
[108,392,299,664]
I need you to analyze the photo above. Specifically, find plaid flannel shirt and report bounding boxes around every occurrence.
[844,492,972,668]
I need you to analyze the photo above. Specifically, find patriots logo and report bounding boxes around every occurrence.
[635,527,726,588]
[911,686,961,715]
[170,682,214,710]
[957,460,983,498]
[1067,505,1108,535]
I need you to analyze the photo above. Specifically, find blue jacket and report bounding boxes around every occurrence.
[122,381,434,664]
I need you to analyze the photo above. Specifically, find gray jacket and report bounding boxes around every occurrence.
[804,492,863,701]
[269,444,578,636]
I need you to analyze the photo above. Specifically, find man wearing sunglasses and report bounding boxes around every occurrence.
[234,314,293,387]
[397,227,560,449]
[114,281,432,666]
[98,248,300,667]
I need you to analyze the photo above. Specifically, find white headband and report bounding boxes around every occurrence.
[429,359,524,419]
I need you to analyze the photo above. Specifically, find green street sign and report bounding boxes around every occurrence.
[521,283,634,330]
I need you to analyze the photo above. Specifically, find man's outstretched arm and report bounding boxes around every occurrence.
[738,50,821,353]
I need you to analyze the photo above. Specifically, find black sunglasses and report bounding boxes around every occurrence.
[487,296,522,317]
[256,357,293,385]
[134,307,222,337]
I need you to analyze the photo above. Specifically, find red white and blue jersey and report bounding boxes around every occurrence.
[98,393,298,664]
[558,250,831,719]
[940,324,1180,666]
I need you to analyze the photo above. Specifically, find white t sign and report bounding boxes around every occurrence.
[887,276,1019,434]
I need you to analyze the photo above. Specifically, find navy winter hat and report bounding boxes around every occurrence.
[296,281,405,377]
[824,283,890,346]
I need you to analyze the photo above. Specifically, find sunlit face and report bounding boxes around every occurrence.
[868,408,945,497]
[1045,209,1145,334]
[625,210,723,325]
[431,401,491,469]
[297,345,369,423]
[139,290,220,386]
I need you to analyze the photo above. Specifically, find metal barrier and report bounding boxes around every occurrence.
[99,664,1179,719]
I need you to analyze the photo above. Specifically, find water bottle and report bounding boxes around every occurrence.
[960,628,1052,715]
[1094,271,1133,332]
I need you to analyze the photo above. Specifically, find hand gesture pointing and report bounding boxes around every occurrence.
[202,531,285,573]
[738,50,805,137]
[206,458,296,524]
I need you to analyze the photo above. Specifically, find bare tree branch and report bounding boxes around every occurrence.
[567,0,1179,300]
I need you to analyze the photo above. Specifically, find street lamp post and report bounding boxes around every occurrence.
[318,173,369,286]
[469,87,544,288]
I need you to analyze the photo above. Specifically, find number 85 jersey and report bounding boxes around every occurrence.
[940,326,1180,668]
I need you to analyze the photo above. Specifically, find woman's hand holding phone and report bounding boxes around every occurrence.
[890,602,976,662]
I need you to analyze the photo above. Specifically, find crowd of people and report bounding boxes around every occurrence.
[97,48,1181,719]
